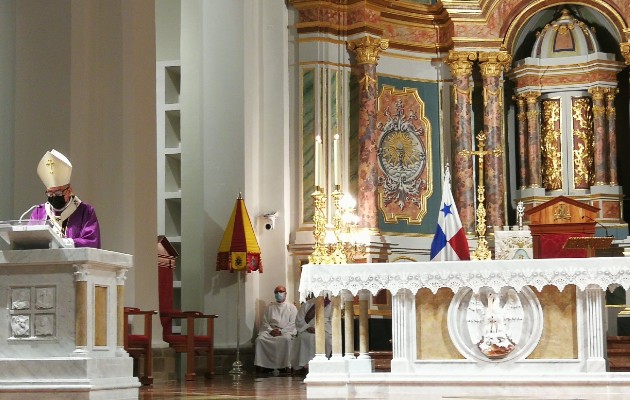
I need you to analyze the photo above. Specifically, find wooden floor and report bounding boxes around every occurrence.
[139,374,307,399]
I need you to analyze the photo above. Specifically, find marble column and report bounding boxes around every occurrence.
[588,87,607,186]
[331,295,343,358]
[524,91,542,188]
[514,95,528,189]
[74,265,88,355]
[446,50,477,234]
[116,270,126,355]
[584,286,606,372]
[314,295,326,358]
[357,289,371,359]
[347,36,388,230]
[390,289,416,373]
[343,293,355,359]
[605,88,619,185]
[478,51,511,228]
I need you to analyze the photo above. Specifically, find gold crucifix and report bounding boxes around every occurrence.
[46,158,55,174]
[458,131,502,260]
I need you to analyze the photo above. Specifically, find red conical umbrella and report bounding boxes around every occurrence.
[216,193,262,273]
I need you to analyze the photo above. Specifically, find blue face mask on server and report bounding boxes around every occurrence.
[275,291,286,303]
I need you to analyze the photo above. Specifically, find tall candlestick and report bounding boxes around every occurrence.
[315,135,321,188]
[333,134,339,186]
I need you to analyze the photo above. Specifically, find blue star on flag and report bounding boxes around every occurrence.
[441,203,452,217]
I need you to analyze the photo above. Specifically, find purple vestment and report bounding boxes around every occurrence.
[30,202,101,249]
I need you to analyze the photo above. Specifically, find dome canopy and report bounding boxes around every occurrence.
[531,9,600,59]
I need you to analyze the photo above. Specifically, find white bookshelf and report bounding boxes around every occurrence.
[157,60,182,326]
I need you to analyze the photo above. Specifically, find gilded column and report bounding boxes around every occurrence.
[589,87,607,186]
[514,95,528,189]
[347,36,388,230]
[446,50,477,233]
[605,88,619,185]
[524,92,542,188]
[478,50,512,227]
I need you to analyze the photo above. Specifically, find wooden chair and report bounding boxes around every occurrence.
[123,307,157,385]
[158,236,218,381]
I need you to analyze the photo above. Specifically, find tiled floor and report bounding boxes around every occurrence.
[139,374,307,399]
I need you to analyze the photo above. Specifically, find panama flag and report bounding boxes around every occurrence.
[430,164,470,261]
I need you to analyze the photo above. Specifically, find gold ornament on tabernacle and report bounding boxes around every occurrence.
[347,36,389,65]
[552,204,572,222]
[571,97,593,188]
[541,99,562,190]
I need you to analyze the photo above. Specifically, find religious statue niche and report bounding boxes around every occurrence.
[376,86,432,224]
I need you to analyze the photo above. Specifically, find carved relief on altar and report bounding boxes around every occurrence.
[8,286,56,339]
[448,286,543,363]
[571,96,593,189]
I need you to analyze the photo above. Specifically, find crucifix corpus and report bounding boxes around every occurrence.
[458,131,502,260]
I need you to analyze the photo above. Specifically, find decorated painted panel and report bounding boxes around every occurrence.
[376,86,432,225]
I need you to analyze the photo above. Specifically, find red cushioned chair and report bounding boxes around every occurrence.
[124,307,157,385]
[158,236,218,381]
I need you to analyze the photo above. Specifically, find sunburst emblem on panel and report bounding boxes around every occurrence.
[376,86,432,224]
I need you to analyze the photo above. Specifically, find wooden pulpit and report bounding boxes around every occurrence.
[564,236,614,258]
[524,196,600,259]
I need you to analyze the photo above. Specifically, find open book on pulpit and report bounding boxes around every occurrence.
[0,220,69,249]
[563,236,614,258]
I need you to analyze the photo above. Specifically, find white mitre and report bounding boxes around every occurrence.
[37,149,73,189]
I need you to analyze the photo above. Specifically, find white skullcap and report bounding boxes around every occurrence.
[37,149,73,188]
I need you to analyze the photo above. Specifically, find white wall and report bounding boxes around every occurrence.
[9,0,158,327]
[0,1,15,223]
[181,0,290,348]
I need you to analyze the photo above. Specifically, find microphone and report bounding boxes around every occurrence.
[18,204,39,224]
[582,215,612,238]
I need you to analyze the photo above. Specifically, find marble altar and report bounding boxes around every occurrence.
[300,257,630,399]
[0,248,139,399]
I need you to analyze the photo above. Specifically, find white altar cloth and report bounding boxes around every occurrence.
[299,257,630,399]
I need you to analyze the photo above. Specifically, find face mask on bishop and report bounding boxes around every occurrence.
[48,195,67,210]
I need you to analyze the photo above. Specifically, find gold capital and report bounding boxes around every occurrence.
[621,42,630,65]
[588,87,606,101]
[478,51,512,77]
[523,91,541,105]
[446,50,478,78]
[347,36,389,65]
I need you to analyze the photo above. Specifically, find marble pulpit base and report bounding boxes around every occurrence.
[0,357,138,400]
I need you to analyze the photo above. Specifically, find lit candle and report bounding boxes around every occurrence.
[333,134,339,187]
[315,135,321,188]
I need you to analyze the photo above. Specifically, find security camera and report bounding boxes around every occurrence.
[262,212,278,230]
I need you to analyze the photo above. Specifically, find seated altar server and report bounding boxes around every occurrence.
[292,294,332,372]
[254,285,297,374]
[30,149,101,248]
